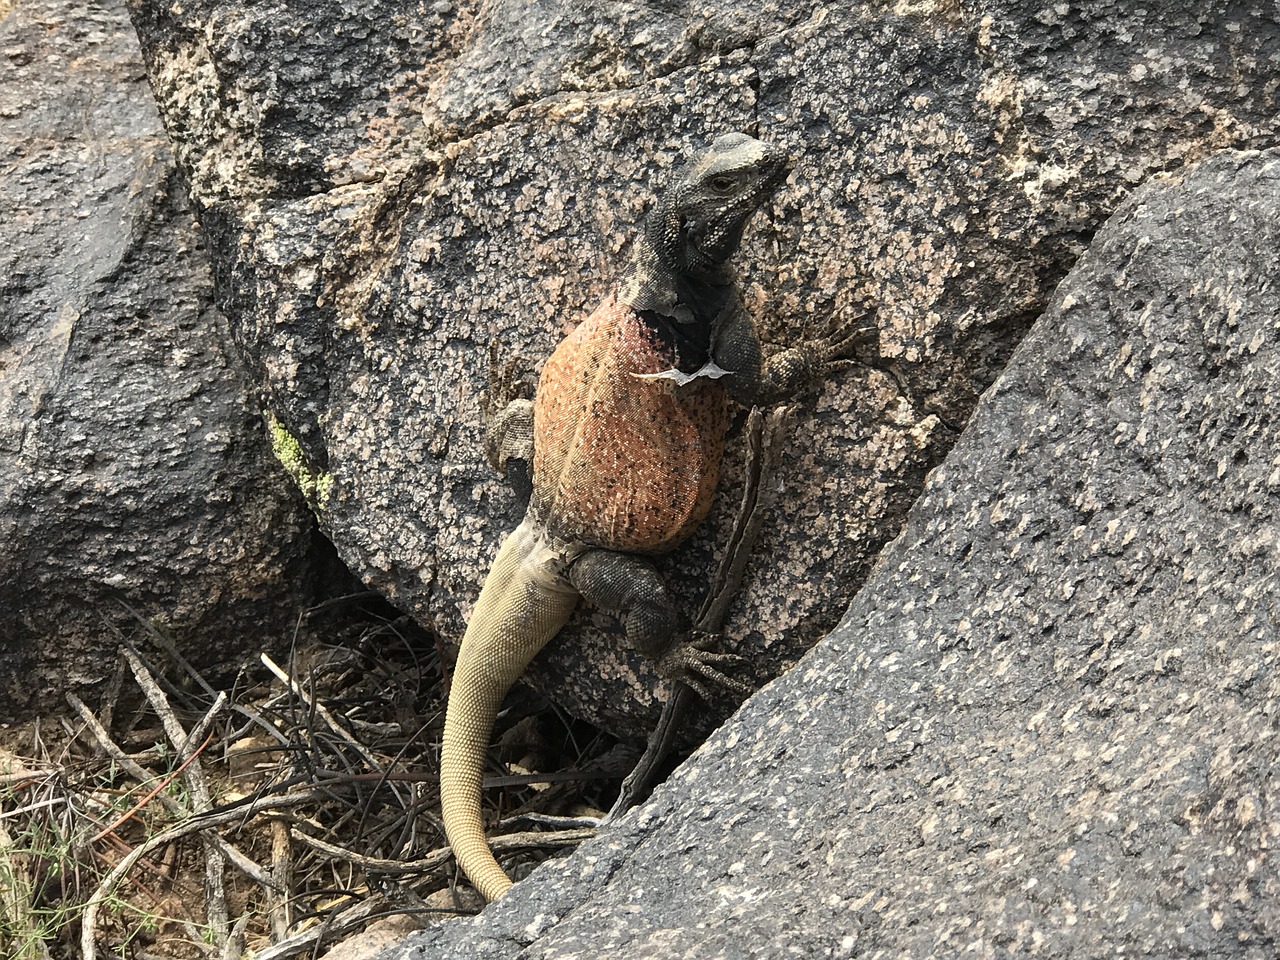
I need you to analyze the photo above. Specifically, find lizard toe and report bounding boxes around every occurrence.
[658,637,753,700]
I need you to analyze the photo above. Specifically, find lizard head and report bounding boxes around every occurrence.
[648,132,791,276]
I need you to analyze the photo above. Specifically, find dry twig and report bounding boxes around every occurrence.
[78,790,327,960]
[119,648,230,948]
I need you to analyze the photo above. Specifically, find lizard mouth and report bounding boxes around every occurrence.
[726,145,791,218]
[757,149,793,194]
[722,149,790,219]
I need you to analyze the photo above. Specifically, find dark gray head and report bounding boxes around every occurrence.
[646,133,791,277]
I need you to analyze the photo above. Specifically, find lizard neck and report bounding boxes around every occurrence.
[618,234,736,372]
[620,235,735,312]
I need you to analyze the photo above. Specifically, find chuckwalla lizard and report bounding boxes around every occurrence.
[440,132,856,901]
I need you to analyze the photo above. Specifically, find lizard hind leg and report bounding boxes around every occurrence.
[568,550,748,701]
[483,339,536,482]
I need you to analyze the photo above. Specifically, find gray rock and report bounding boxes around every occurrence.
[0,0,322,719]
[124,0,1280,737]
[373,145,1280,958]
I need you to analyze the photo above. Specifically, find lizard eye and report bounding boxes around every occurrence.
[707,174,741,195]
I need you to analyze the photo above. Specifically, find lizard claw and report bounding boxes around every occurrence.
[657,632,753,701]
[485,340,535,419]
[812,310,872,367]
[484,340,536,475]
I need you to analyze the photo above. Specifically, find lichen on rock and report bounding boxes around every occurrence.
[267,411,334,511]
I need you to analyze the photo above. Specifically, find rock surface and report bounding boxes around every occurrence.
[372,145,1280,959]
[124,0,1280,735]
[0,0,322,718]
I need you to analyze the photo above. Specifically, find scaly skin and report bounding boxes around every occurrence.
[439,519,577,902]
[441,133,854,901]
[533,294,730,552]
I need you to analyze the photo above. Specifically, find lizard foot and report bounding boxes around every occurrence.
[484,340,536,474]
[657,632,753,702]
[759,310,874,403]
[485,339,535,413]
[809,309,873,367]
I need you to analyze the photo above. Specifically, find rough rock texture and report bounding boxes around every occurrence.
[0,0,323,719]
[373,145,1280,959]
[126,0,1280,734]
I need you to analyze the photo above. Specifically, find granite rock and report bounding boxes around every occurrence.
[124,0,1280,734]
[371,143,1280,959]
[0,0,323,719]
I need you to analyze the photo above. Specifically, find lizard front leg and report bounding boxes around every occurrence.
[568,550,750,701]
[483,340,535,480]
[714,304,864,408]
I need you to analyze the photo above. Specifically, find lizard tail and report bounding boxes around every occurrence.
[440,520,578,902]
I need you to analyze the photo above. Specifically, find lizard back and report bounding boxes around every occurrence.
[531,294,730,554]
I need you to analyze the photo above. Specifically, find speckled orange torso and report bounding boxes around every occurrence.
[531,295,730,554]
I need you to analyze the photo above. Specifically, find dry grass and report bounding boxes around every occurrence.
[0,599,611,960]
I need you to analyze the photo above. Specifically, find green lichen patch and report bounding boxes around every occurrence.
[267,412,332,511]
